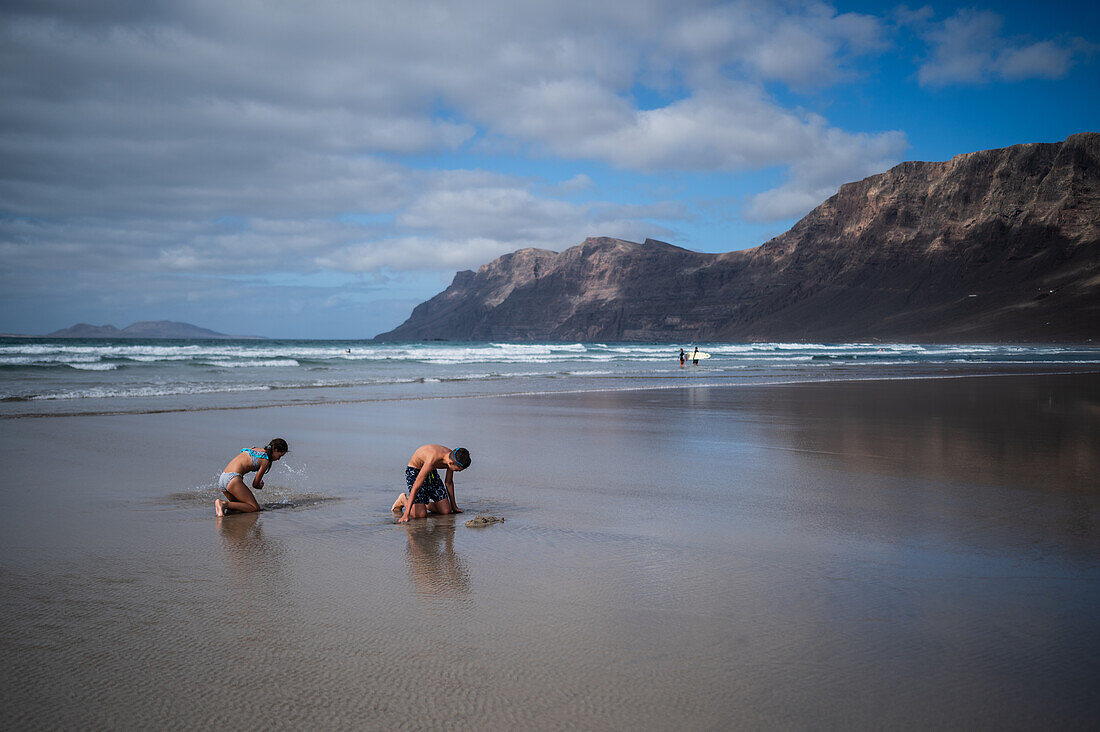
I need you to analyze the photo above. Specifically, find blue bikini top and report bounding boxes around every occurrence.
[241,448,269,469]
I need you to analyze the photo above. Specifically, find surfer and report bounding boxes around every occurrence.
[679,348,686,368]
[692,346,699,365]
[392,444,471,523]
[214,438,289,516]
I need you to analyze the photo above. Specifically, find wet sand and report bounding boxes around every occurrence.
[1,373,1098,729]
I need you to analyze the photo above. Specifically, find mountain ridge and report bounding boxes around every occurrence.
[41,320,262,339]
[377,133,1099,343]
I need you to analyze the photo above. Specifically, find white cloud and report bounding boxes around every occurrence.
[556,174,595,194]
[995,41,1073,80]
[665,2,888,87]
[317,236,516,274]
[545,84,905,177]
[0,0,921,333]
[317,178,686,274]
[914,8,1084,87]
[400,187,579,240]
[746,127,907,221]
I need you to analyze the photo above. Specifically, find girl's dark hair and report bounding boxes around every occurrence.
[452,447,471,469]
[265,438,289,456]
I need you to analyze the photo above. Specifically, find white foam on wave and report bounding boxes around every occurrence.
[0,354,107,366]
[7,341,1098,410]
[124,354,195,362]
[31,383,272,401]
[200,359,300,368]
[8,340,1089,368]
[418,343,682,365]
[301,376,425,388]
[401,342,597,365]
[489,342,587,352]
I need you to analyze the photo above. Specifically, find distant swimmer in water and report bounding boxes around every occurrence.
[391,444,470,523]
[345,348,352,354]
[214,438,289,516]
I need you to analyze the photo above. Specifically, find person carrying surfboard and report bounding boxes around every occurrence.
[392,444,471,523]
[692,346,699,365]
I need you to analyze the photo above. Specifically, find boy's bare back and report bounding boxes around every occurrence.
[407,444,451,470]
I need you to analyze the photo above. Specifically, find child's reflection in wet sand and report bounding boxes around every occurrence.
[215,512,287,590]
[403,515,470,599]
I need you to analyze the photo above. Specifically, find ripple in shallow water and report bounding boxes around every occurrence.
[159,490,340,510]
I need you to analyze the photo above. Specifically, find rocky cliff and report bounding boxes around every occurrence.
[376,133,1100,343]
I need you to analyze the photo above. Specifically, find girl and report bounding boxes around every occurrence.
[214,438,289,516]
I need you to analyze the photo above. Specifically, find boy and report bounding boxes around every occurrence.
[391,444,471,523]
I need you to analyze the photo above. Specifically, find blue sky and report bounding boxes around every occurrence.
[1,0,1097,338]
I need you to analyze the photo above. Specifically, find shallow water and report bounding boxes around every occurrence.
[1,374,1098,729]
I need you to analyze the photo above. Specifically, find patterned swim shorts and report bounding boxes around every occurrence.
[406,466,449,504]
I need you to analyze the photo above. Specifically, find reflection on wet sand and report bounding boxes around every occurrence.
[2,372,1098,729]
[756,374,1100,493]
[215,512,286,588]
[216,510,262,542]
[403,516,470,599]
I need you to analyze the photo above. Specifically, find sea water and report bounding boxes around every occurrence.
[1,338,1097,417]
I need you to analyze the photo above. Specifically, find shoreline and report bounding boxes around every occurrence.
[4,364,1098,420]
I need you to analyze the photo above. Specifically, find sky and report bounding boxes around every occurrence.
[1,1,1097,339]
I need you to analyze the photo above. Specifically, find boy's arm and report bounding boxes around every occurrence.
[399,465,431,522]
[444,468,462,513]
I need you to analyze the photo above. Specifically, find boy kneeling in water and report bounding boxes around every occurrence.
[392,444,470,523]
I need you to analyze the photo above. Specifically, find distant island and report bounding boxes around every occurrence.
[39,321,262,339]
[377,133,1099,344]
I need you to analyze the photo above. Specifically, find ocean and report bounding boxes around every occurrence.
[2,338,1098,418]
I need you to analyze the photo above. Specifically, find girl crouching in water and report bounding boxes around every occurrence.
[215,438,289,516]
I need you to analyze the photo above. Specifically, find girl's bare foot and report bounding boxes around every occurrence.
[215,499,227,517]
[391,493,407,513]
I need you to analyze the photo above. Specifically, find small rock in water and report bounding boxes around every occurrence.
[465,515,504,528]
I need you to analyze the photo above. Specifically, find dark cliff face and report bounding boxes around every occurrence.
[376,134,1100,343]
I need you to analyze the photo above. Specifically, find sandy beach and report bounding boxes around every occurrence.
[1,373,1098,729]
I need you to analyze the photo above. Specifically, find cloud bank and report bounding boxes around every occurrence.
[0,1,1089,335]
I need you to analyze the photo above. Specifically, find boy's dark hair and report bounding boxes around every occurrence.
[452,447,471,469]
[265,438,289,455]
